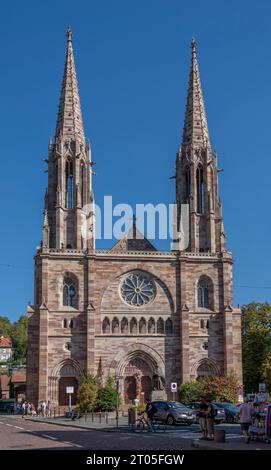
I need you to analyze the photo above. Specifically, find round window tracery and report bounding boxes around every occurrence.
[120,274,155,307]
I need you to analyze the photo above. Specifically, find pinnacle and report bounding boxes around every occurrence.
[181,39,211,151]
[55,28,85,144]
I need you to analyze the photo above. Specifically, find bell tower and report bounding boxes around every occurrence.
[44,27,94,251]
[176,39,226,253]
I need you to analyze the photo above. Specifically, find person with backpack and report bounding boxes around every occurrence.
[206,397,216,440]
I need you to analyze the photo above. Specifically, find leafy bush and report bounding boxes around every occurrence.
[178,374,240,404]
[95,377,121,412]
[76,374,98,412]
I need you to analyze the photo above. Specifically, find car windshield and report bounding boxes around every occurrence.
[222,403,239,411]
[168,402,187,410]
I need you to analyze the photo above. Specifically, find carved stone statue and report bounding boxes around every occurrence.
[152,374,165,391]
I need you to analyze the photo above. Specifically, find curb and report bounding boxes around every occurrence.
[192,439,228,450]
[24,417,131,433]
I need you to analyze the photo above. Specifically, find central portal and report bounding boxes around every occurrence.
[123,357,152,406]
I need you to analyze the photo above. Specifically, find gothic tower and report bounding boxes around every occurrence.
[176,39,226,253]
[44,27,95,251]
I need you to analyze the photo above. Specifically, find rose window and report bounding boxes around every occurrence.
[120,274,155,306]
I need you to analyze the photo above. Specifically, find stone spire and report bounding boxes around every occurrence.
[181,38,211,151]
[55,26,85,144]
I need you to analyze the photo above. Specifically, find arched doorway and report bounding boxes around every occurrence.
[49,359,82,406]
[123,357,153,406]
[59,376,78,406]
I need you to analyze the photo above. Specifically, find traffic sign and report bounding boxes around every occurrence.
[171,382,177,392]
[66,386,74,394]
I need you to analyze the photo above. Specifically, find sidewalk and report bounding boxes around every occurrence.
[192,437,271,451]
[25,415,131,432]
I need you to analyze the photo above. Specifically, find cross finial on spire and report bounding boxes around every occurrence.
[67,25,72,43]
[191,37,196,52]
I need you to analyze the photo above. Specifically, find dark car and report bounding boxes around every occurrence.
[185,401,226,424]
[215,402,239,423]
[151,401,196,425]
[0,400,16,414]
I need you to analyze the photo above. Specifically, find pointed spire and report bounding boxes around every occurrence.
[181,38,211,151]
[55,27,85,144]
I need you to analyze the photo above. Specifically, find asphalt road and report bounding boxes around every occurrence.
[0,415,241,451]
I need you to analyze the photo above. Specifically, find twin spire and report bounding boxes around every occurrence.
[55,30,210,153]
[55,26,85,144]
[181,38,211,151]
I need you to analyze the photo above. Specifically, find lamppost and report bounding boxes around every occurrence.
[115,375,121,428]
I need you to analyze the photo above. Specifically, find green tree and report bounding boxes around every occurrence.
[95,377,120,411]
[10,315,28,364]
[76,374,98,412]
[178,380,203,403]
[261,353,271,392]
[242,302,271,392]
[0,316,11,337]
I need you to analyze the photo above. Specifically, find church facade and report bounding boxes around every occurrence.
[26,30,242,407]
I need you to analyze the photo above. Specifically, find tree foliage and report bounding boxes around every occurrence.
[95,377,120,411]
[178,375,240,404]
[242,302,271,392]
[76,374,98,412]
[0,315,27,364]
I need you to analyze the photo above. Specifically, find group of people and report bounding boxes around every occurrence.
[22,400,52,418]
[199,397,216,440]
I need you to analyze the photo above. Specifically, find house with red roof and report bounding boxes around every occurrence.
[0,334,12,363]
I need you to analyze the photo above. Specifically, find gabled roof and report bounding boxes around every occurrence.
[110,221,157,252]
[0,336,12,348]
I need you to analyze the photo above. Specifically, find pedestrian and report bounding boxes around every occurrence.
[239,398,253,444]
[30,402,36,417]
[26,402,31,416]
[206,397,216,440]
[144,400,156,432]
[46,400,52,417]
[199,397,208,440]
[41,400,46,418]
[22,401,26,418]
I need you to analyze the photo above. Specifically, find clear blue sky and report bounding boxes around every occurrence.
[0,0,270,321]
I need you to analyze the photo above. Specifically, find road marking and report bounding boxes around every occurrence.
[41,434,58,440]
[5,424,13,427]
[63,441,74,445]
[73,444,84,448]
[14,426,24,430]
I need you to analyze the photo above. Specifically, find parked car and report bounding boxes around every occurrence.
[0,399,16,414]
[214,402,239,423]
[151,401,196,425]
[185,402,225,424]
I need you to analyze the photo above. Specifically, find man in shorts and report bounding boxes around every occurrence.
[199,397,208,440]
[239,398,253,443]
[206,398,216,440]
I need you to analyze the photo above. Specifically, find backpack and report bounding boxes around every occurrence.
[208,404,217,418]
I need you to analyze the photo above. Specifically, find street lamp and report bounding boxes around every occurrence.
[115,375,121,428]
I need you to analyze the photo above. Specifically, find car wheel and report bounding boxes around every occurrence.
[166,415,175,425]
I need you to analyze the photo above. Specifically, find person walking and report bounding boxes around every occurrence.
[206,397,216,440]
[239,398,253,444]
[46,400,52,417]
[22,401,26,418]
[41,400,46,418]
[198,397,208,440]
[145,400,156,432]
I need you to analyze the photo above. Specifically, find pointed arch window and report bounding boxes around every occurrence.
[121,317,128,334]
[165,318,173,335]
[198,279,210,308]
[196,166,204,214]
[148,317,155,334]
[112,317,119,334]
[102,317,110,334]
[63,318,68,328]
[80,161,85,207]
[65,160,74,209]
[139,318,146,334]
[157,318,165,334]
[63,276,77,307]
[130,317,138,334]
[185,166,190,201]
